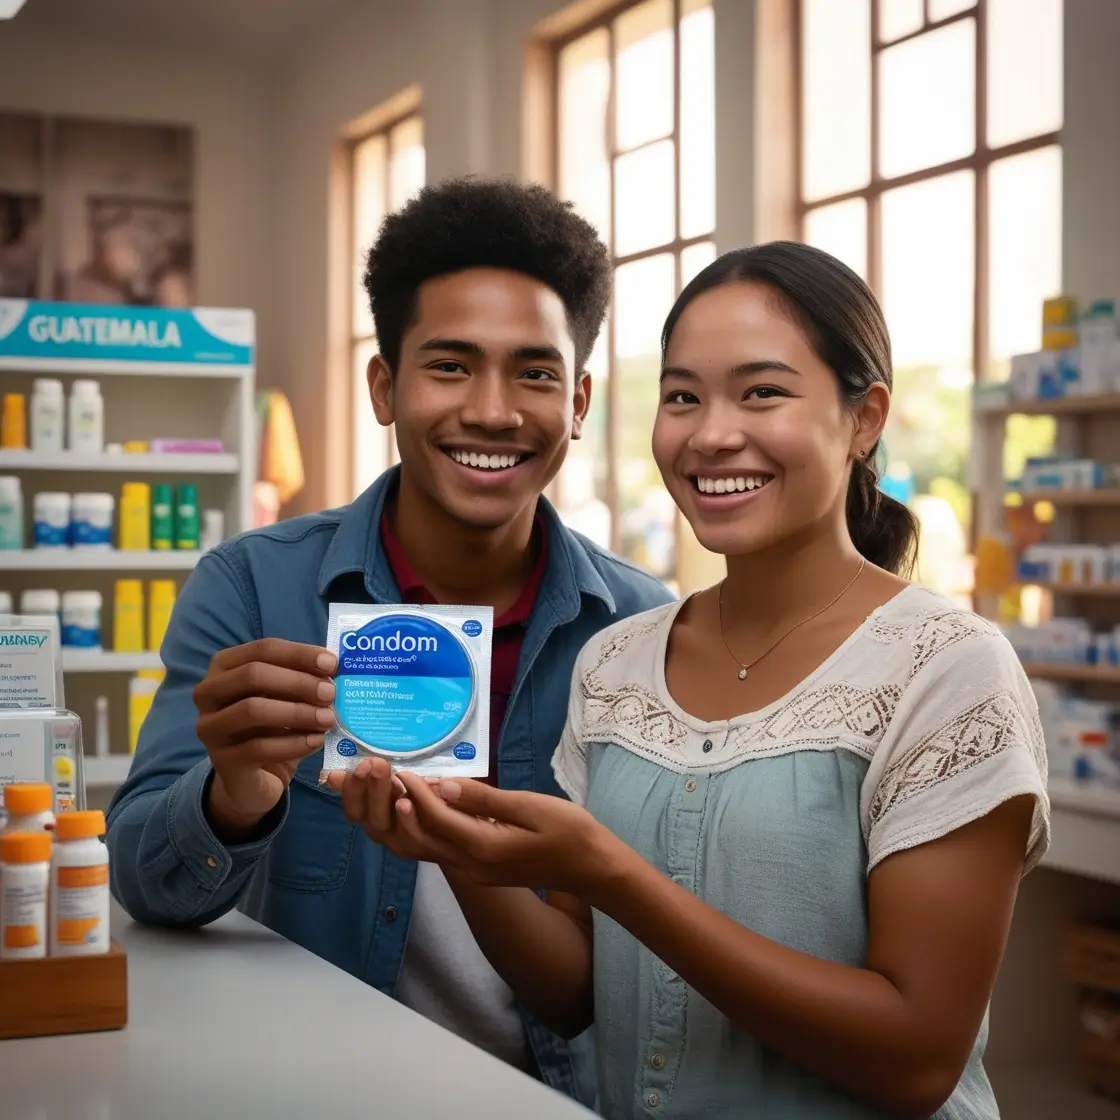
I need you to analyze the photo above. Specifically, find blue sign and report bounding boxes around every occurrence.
[0,300,254,367]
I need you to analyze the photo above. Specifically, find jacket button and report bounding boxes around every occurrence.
[702,739,713,752]
[383,906,398,923]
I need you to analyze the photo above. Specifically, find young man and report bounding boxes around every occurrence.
[105,176,674,1107]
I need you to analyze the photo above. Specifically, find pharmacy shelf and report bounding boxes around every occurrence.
[1022,662,1120,685]
[989,1062,1120,1119]
[1028,581,1120,598]
[83,754,133,787]
[1017,489,1120,507]
[0,355,252,379]
[978,390,1120,418]
[0,449,239,474]
[62,650,162,672]
[0,549,201,571]
[1044,778,1120,886]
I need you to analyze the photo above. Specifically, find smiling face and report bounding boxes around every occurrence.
[369,267,589,532]
[652,280,887,559]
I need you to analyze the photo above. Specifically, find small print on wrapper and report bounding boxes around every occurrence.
[321,602,494,781]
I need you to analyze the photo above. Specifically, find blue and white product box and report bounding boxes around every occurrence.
[0,300,254,368]
[0,709,85,813]
[0,614,65,709]
[322,602,495,781]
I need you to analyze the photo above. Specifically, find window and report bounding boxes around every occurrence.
[799,0,1062,602]
[349,113,425,497]
[552,0,716,591]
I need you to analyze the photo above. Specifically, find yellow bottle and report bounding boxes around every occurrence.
[147,580,177,651]
[1,393,27,449]
[113,579,145,652]
[128,670,164,753]
[119,483,151,551]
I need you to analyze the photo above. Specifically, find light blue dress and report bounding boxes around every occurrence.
[552,585,1050,1119]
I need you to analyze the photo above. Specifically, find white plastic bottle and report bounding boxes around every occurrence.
[70,492,115,549]
[2,782,57,834]
[30,378,65,452]
[0,830,52,960]
[19,588,61,619]
[0,590,11,614]
[0,475,22,550]
[68,380,104,454]
[33,491,71,548]
[61,590,103,649]
[50,809,110,957]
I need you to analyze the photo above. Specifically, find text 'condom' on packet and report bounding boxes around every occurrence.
[321,602,494,781]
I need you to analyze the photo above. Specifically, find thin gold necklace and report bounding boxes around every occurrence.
[717,557,867,681]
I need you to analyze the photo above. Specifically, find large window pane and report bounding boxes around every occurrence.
[881,172,975,602]
[615,0,674,152]
[989,145,1062,367]
[987,0,1062,148]
[388,116,424,210]
[681,240,717,287]
[679,0,715,238]
[805,199,868,281]
[559,29,611,243]
[614,139,675,256]
[928,0,975,18]
[878,0,923,43]
[352,134,386,339]
[801,0,871,202]
[881,171,974,368]
[615,253,677,580]
[878,19,975,178]
[353,338,389,494]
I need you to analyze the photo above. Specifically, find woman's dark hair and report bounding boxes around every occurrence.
[660,241,919,577]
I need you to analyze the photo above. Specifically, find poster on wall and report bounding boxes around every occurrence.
[0,192,42,298]
[56,196,193,306]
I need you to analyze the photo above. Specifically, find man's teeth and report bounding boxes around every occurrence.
[695,475,771,495]
[448,449,524,470]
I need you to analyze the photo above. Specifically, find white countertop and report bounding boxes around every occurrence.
[0,901,594,1120]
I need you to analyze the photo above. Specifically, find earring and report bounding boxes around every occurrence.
[858,449,867,458]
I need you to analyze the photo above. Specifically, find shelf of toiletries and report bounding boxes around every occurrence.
[973,297,1120,411]
[0,450,239,474]
[82,756,133,788]
[61,651,162,673]
[0,550,201,571]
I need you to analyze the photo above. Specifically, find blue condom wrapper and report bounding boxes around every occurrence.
[320,602,494,781]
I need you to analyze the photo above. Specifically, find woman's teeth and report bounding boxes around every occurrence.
[448,449,525,471]
[694,475,771,495]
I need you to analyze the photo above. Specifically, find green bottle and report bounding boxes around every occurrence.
[151,484,173,550]
[175,483,200,550]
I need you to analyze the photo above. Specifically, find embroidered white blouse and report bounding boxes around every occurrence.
[552,583,1050,1120]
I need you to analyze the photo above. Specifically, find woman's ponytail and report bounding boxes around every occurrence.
[845,452,919,577]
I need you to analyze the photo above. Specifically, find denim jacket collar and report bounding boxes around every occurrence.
[316,465,616,619]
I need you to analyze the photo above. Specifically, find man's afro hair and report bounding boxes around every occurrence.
[362,176,611,375]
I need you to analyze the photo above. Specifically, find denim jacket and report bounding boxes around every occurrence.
[105,466,674,1108]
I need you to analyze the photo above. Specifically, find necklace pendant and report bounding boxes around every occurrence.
[737,667,748,680]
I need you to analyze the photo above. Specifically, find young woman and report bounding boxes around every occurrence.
[334,242,1049,1119]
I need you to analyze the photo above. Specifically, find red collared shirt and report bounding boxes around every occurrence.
[379,511,548,784]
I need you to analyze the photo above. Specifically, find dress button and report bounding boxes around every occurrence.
[684,778,697,793]
[647,1091,661,1108]
[383,905,398,923]
[650,1052,666,1069]
[702,739,713,752]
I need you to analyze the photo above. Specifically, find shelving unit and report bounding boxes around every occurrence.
[0,299,256,790]
[973,377,1120,1112]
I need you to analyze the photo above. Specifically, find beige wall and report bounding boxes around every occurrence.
[0,17,278,377]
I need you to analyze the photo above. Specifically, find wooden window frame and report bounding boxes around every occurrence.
[548,0,715,574]
[796,0,1061,386]
[345,109,424,492]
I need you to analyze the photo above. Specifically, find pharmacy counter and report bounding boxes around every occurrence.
[0,901,594,1120]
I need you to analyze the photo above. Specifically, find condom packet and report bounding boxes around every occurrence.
[320,601,494,782]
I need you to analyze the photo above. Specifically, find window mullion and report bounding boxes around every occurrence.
[868,0,882,297]
[606,18,621,555]
[974,0,990,383]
